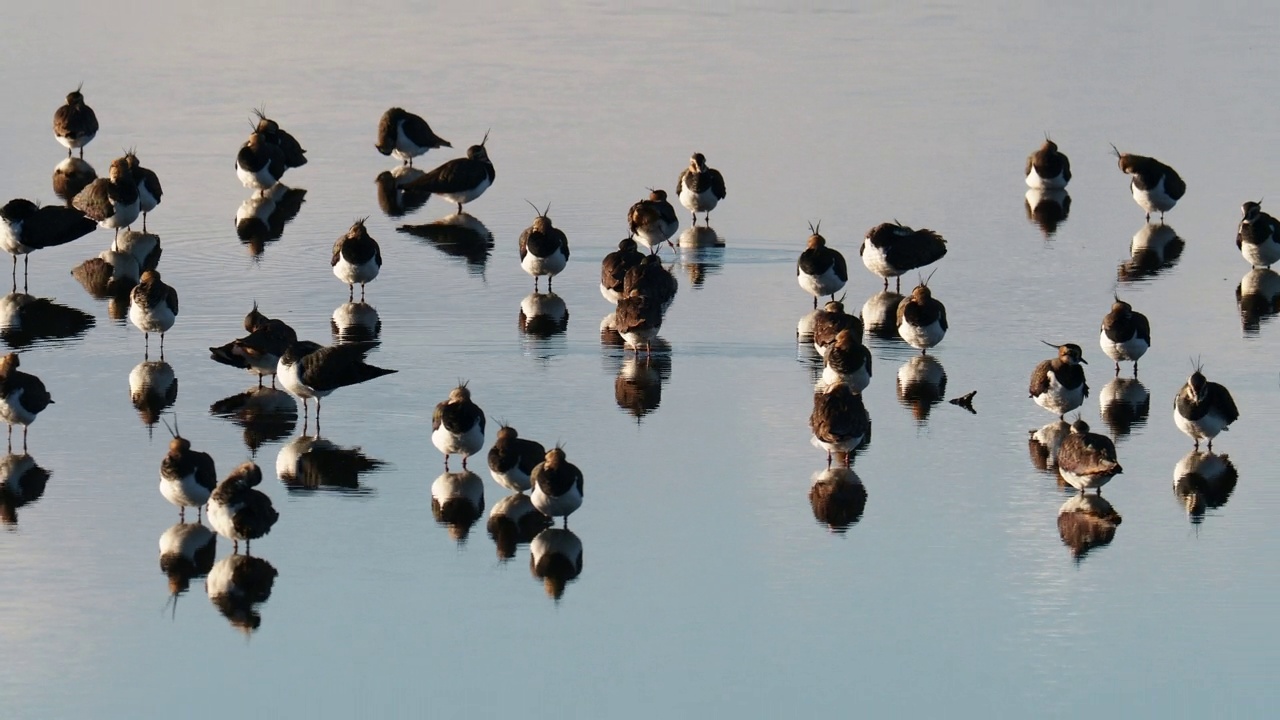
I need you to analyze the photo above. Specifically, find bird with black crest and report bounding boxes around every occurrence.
[797,222,847,309]
[1099,295,1150,376]
[518,202,569,292]
[53,85,98,159]
[1024,135,1071,190]
[376,107,451,166]
[1,197,97,290]
[123,150,162,232]
[402,130,495,213]
[128,270,178,360]
[331,218,382,302]
[809,297,862,357]
[676,152,727,227]
[1237,200,1280,269]
[530,445,583,527]
[73,155,139,242]
[207,461,279,554]
[1173,361,1239,450]
[628,188,679,253]
[810,380,869,467]
[210,303,298,388]
[860,220,947,291]
[488,424,547,494]
[0,353,53,453]
[236,128,289,195]
[276,340,397,430]
[1029,342,1088,420]
[432,382,486,471]
[252,108,307,169]
[622,254,678,313]
[896,272,947,354]
[1056,417,1123,494]
[1112,144,1185,222]
[600,238,646,304]
[158,416,216,521]
[614,288,663,355]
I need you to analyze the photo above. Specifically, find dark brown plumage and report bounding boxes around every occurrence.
[895,283,948,354]
[72,156,139,238]
[282,341,395,394]
[676,152,727,225]
[210,304,298,387]
[1114,146,1186,221]
[622,254,677,309]
[488,426,546,485]
[0,353,54,452]
[401,134,495,213]
[209,462,279,552]
[860,222,948,290]
[52,87,99,158]
[600,238,645,301]
[810,300,864,356]
[375,107,451,165]
[1056,419,1123,493]
[627,189,679,251]
[809,381,869,467]
[614,289,664,353]
[253,110,307,168]
[1024,138,1071,187]
[123,152,163,231]
[1028,343,1089,419]
[797,231,849,308]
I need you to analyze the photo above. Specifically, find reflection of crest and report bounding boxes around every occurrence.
[159,522,216,598]
[1172,451,1238,523]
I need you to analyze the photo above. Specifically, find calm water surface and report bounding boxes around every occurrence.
[2,2,1279,717]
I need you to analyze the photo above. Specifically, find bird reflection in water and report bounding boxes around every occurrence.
[896,354,947,423]
[129,360,177,436]
[0,453,50,526]
[1099,376,1150,440]
[676,227,725,288]
[431,470,485,543]
[1028,420,1071,473]
[1173,450,1238,523]
[206,554,278,634]
[159,522,216,614]
[235,184,306,257]
[519,292,569,338]
[1117,223,1184,283]
[530,527,583,601]
[1057,493,1122,562]
[396,213,494,276]
[276,434,384,495]
[861,290,904,341]
[374,167,429,218]
[52,157,97,206]
[487,493,553,561]
[599,313,625,349]
[1236,268,1280,336]
[615,349,672,421]
[0,293,94,349]
[1023,188,1071,238]
[809,467,867,533]
[209,387,298,455]
[331,302,381,344]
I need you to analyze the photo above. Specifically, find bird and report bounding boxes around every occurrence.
[599,238,646,304]
[0,198,96,288]
[1056,418,1123,494]
[1113,145,1186,222]
[1099,296,1150,376]
[676,152,727,226]
[209,303,298,387]
[52,86,99,158]
[1174,365,1239,450]
[810,380,869,467]
[375,107,451,166]
[0,353,53,453]
[487,425,547,493]
[158,418,216,521]
[432,383,486,471]
[402,131,495,213]
[530,446,584,527]
[123,151,162,232]
[487,493,553,561]
[206,553,278,632]
[331,218,382,301]
[821,329,872,393]
[628,188,679,253]
[810,299,863,358]
[252,110,307,168]
[796,222,848,308]
[622,254,678,312]
[896,279,947,354]
[128,270,179,359]
[1237,200,1280,269]
[72,156,140,241]
[236,131,289,195]
[518,202,569,291]
[276,341,397,427]
[206,462,279,554]
[614,289,663,354]
[1029,343,1089,420]
[860,221,948,291]
[1024,137,1071,189]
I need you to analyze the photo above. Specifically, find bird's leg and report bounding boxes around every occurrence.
[563,517,569,529]
[360,284,366,302]
[813,297,818,310]
[826,450,833,468]
[462,454,469,470]
[246,539,252,556]
[257,375,264,388]
[548,276,553,292]
[22,256,28,293]
[233,539,239,554]
[5,424,10,453]
[690,212,697,226]
[1133,361,1139,377]
[23,427,28,453]
[180,507,185,522]
[882,277,889,291]
[895,277,901,292]
[534,277,540,292]
[1207,439,1214,452]
[348,285,354,302]
[159,333,165,361]
[144,333,150,361]
[78,147,83,159]
[197,506,203,522]
[1114,362,1120,377]
[456,202,463,214]
[443,454,450,471]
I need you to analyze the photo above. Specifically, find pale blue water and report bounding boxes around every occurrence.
[1,2,1278,717]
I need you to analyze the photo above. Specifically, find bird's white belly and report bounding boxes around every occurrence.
[438,176,491,206]
[522,250,566,278]
[1242,236,1280,268]
[1025,167,1068,190]
[679,185,719,213]
[160,473,211,508]
[531,483,582,518]
[432,423,484,456]
[1174,407,1229,441]
[860,243,900,278]
[1099,331,1148,363]
[0,220,33,256]
[275,360,325,399]
[821,363,871,393]
[898,318,945,350]
[333,256,380,285]
[100,199,140,230]
[129,301,175,334]
[1131,177,1176,213]
[492,467,532,493]
[798,266,845,299]
[0,389,36,425]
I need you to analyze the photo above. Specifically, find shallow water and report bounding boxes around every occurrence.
[2,2,1280,717]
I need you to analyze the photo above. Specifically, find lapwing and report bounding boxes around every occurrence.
[614,288,663,354]
[628,188,679,253]
[52,86,98,158]
[252,109,307,168]
[821,329,872,393]
[1237,200,1280,269]
[331,218,382,301]
[622,254,678,311]
[487,493,553,561]
[599,238,645,304]
[207,462,279,554]
[402,131,495,213]
[276,340,396,427]
[210,303,298,387]
[810,380,869,467]
[375,107,451,166]
[1174,365,1239,450]
[896,279,947,354]
[518,202,568,291]
[236,131,288,195]
[0,198,96,288]
[206,554,278,632]
[1056,418,1123,493]
[860,221,947,291]
[72,156,139,241]
[1099,296,1150,376]
[811,299,863,358]
[796,222,847,308]
[1113,145,1185,222]
[1173,450,1238,521]
[1029,343,1089,419]
[128,270,178,359]
[123,151,162,232]
[1024,137,1071,189]
[158,417,216,521]
[487,425,547,493]
[676,152,726,226]
[0,353,53,453]
[530,446,583,527]
[432,383,485,471]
